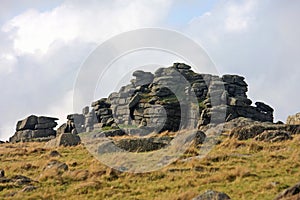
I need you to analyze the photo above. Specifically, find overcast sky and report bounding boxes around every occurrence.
[0,0,299,141]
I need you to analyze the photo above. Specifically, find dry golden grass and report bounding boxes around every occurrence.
[0,134,299,199]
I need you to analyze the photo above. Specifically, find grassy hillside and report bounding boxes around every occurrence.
[0,134,299,200]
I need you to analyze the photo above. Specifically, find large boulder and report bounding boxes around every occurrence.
[229,120,300,141]
[58,132,81,146]
[114,136,172,152]
[132,70,154,87]
[255,102,274,113]
[92,129,126,138]
[45,133,80,147]
[16,115,38,131]
[16,115,58,131]
[274,181,300,200]
[287,113,300,125]
[56,123,68,135]
[174,62,191,70]
[230,123,273,140]
[10,115,58,143]
[31,129,56,138]
[9,130,32,143]
[92,98,111,108]
[35,122,57,129]
[37,116,59,124]
[192,190,231,200]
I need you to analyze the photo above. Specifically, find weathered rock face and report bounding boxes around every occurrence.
[229,121,300,141]
[92,129,126,138]
[114,136,173,152]
[91,98,115,131]
[15,115,58,131]
[45,133,81,147]
[16,115,37,131]
[287,113,300,125]
[254,130,292,142]
[62,63,274,135]
[9,115,58,143]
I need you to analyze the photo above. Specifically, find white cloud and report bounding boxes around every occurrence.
[0,0,172,141]
[0,53,17,74]
[224,0,256,32]
[187,0,300,121]
[2,0,171,55]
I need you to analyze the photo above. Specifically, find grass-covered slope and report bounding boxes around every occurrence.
[0,135,299,200]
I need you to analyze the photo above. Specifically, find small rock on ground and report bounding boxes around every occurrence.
[193,190,231,200]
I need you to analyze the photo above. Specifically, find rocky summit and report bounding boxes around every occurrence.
[62,63,274,136]
[9,63,299,149]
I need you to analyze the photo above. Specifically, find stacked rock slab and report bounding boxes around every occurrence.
[58,99,117,134]
[66,63,274,134]
[9,115,58,143]
[200,75,273,125]
[91,98,116,130]
[109,85,138,127]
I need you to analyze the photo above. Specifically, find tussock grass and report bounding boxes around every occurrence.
[0,135,299,199]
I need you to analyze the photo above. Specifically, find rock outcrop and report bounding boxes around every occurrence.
[92,98,116,130]
[254,130,292,142]
[67,63,274,135]
[9,115,58,143]
[45,114,82,147]
[287,112,300,125]
[229,120,300,141]
[114,136,173,152]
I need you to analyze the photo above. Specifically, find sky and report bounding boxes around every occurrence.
[0,0,299,141]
